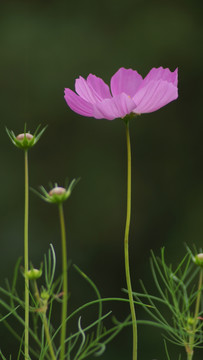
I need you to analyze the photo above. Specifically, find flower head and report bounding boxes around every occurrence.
[6,124,47,150]
[64,67,178,120]
[33,179,80,205]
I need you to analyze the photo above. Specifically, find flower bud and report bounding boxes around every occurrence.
[49,187,66,196]
[194,253,203,268]
[16,133,34,141]
[6,124,47,150]
[27,268,42,280]
[41,290,50,301]
[33,179,80,205]
[187,317,195,326]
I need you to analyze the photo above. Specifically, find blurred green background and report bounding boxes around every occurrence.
[0,0,202,358]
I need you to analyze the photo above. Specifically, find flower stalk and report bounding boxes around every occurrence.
[59,202,68,360]
[6,125,46,359]
[124,120,137,360]
[187,268,203,360]
[33,280,56,360]
[32,179,79,360]
[24,149,29,360]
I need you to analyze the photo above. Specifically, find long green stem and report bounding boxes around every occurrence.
[124,121,137,360]
[59,203,68,360]
[24,150,29,360]
[187,268,203,360]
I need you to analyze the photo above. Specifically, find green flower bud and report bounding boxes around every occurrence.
[194,253,203,268]
[41,290,50,301]
[187,317,195,326]
[27,268,42,280]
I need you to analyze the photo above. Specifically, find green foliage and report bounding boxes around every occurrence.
[130,248,203,358]
[0,245,134,359]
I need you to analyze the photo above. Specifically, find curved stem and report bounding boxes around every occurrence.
[59,203,68,360]
[124,121,137,360]
[24,150,29,360]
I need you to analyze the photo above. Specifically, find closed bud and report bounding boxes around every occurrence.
[187,317,195,326]
[16,133,34,141]
[49,187,66,196]
[194,253,203,268]
[41,290,50,301]
[27,268,42,280]
[33,179,80,205]
[6,124,47,150]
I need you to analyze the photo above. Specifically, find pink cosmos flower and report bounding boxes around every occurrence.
[64,67,178,120]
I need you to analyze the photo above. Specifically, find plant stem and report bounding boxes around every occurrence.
[193,269,203,330]
[124,121,137,360]
[187,268,203,360]
[59,203,68,360]
[24,150,29,360]
[43,314,56,360]
[33,281,56,360]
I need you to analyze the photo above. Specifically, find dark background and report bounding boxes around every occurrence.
[0,0,202,359]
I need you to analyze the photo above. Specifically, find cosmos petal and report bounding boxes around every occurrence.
[141,67,178,87]
[87,74,112,100]
[93,93,137,120]
[75,76,100,104]
[111,67,143,97]
[64,88,94,117]
[133,80,178,113]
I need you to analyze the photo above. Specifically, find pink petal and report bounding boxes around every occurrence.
[75,76,100,104]
[142,67,178,87]
[110,67,143,97]
[87,74,112,100]
[93,93,137,120]
[133,80,178,114]
[64,88,94,117]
